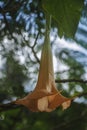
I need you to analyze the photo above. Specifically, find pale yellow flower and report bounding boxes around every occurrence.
[15,28,71,112]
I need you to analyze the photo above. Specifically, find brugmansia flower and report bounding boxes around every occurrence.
[14,26,71,112]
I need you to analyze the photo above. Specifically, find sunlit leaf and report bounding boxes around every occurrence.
[42,0,84,37]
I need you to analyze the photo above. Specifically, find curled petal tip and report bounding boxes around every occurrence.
[62,100,71,110]
[48,93,71,110]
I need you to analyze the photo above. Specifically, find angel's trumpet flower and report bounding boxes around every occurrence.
[14,26,71,112]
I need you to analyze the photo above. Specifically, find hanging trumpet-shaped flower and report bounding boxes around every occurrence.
[14,23,71,112]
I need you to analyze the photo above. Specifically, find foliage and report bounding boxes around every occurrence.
[42,0,84,37]
[0,0,87,130]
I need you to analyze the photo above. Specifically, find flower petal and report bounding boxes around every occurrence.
[37,96,54,112]
[15,98,39,112]
[48,93,71,110]
[35,28,57,92]
[62,100,71,110]
[25,89,55,99]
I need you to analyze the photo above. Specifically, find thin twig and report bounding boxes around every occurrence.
[55,79,87,83]
[32,32,39,48]
[27,33,40,63]
[31,33,40,63]
[76,92,87,97]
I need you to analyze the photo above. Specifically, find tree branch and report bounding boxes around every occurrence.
[0,102,21,112]
[55,79,87,83]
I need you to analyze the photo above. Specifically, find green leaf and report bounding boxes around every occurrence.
[42,0,84,38]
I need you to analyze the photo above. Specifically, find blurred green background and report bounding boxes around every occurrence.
[0,0,87,130]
